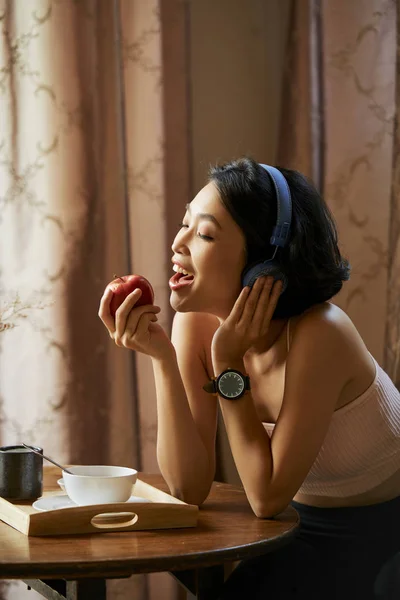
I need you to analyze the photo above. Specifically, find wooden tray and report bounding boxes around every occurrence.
[0,478,199,536]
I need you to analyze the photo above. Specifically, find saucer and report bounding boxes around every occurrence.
[33,494,152,512]
[32,495,76,511]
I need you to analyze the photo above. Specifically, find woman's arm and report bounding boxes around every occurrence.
[213,311,348,517]
[98,285,218,505]
[152,311,219,505]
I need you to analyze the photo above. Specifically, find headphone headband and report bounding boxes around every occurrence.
[241,164,292,290]
[259,164,292,248]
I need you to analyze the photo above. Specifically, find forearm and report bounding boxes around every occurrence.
[152,349,214,505]
[213,358,274,517]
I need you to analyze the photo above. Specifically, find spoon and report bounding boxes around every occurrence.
[22,443,74,474]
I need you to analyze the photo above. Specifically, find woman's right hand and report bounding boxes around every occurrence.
[98,287,174,360]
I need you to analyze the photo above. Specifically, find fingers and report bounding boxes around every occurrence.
[134,311,158,339]
[251,276,275,326]
[99,285,161,350]
[240,276,283,329]
[115,288,143,338]
[118,310,159,348]
[115,300,161,346]
[98,287,116,334]
[228,286,251,323]
[239,276,271,324]
[261,279,283,328]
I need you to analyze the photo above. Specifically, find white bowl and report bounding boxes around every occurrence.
[62,465,137,506]
[57,478,65,492]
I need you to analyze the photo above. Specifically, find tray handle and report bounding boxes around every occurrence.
[90,510,139,529]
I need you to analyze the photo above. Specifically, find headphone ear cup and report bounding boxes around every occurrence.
[242,260,288,292]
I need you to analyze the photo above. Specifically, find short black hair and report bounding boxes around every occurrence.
[208,157,350,319]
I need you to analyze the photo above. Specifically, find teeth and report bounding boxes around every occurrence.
[173,264,194,276]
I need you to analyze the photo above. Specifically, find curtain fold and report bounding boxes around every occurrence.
[277,0,313,177]
[385,0,400,386]
[279,0,396,365]
[277,0,324,188]
[323,0,396,363]
[0,1,177,598]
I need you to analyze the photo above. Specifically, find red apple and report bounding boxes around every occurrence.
[108,274,155,318]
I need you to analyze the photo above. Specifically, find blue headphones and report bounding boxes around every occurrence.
[241,164,292,291]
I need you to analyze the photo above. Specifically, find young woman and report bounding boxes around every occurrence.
[98,158,400,599]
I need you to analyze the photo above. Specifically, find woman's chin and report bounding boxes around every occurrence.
[170,294,221,317]
[170,288,202,313]
[169,281,233,316]
[170,291,191,312]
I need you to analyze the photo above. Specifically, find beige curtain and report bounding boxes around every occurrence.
[279,0,396,367]
[323,0,396,366]
[277,0,314,180]
[1,0,399,597]
[385,0,400,386]
[0,1,177,598]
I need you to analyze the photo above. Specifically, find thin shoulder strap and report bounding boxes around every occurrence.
[286,317,291,352]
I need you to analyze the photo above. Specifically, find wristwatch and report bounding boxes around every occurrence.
[203,368,251,400]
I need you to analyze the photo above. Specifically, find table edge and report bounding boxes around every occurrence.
[0,516,299,579]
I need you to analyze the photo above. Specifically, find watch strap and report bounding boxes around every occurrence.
[202,378,217,394]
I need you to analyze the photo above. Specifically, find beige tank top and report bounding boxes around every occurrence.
[262,318,400,497]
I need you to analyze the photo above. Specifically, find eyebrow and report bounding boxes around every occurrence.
[185,203,222,230]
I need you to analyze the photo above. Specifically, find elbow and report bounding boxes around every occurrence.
[251,497,290,519]
[170,485,211,507]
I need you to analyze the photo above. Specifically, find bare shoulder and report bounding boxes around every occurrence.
[290,302,374,383]
[293,302,363,345]
[294,302,347,330]
[172,311,219,376]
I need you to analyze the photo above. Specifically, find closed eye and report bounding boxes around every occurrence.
[177,222,213,241]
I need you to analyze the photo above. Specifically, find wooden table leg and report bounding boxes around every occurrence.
[24,579,107,600]
[171,565,225,600]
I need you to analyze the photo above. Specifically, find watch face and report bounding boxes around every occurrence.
[218,371,245,398]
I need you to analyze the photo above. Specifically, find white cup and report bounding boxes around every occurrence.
[62,465,137,505]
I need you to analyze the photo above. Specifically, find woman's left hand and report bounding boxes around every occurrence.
[211,276,283,365]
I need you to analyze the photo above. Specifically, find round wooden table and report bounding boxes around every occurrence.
[0,468,299,599]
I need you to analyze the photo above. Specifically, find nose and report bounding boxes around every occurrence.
[171,227,190,255]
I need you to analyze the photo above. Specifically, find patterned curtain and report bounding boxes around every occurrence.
[279,0,397,367]
[0,1,177,598]
[323,0,396,366]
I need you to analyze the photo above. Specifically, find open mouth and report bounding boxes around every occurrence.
[169,270,195,291]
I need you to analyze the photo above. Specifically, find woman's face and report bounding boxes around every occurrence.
[170,182,247,319]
